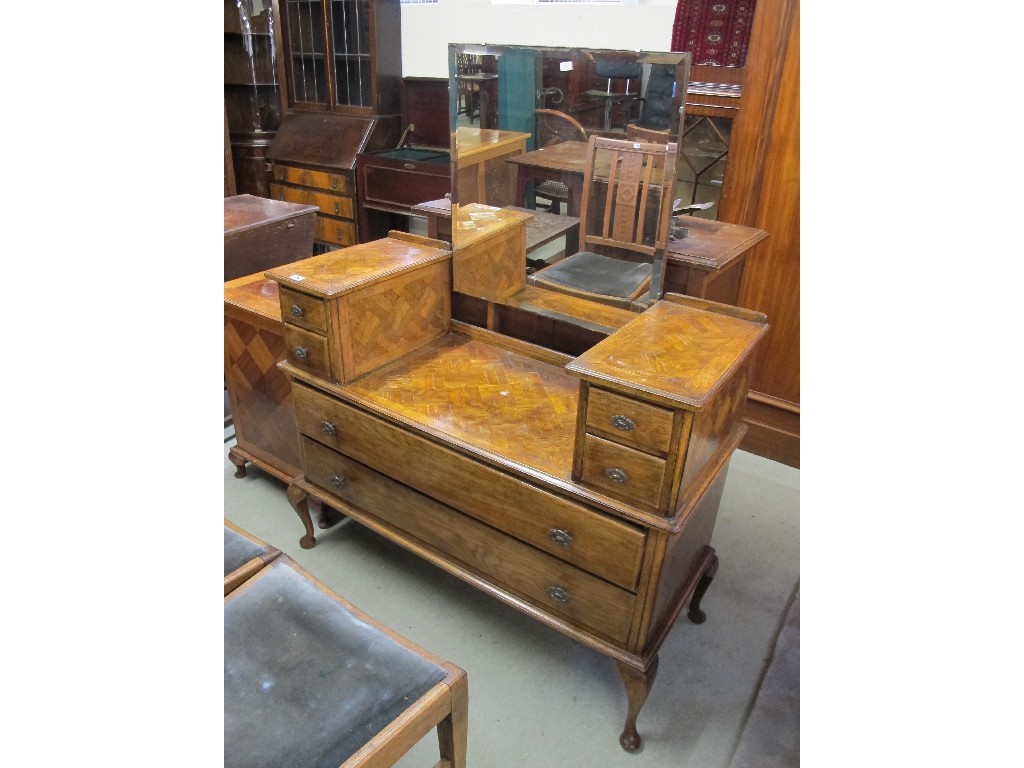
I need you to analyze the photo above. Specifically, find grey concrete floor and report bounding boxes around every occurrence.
[224,438,799,767]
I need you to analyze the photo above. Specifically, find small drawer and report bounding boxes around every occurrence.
[283,324,332,379]
[272,164,351,195]
[315,216,356,247]
[586,388,674,456]
[578,433,667,511]
[301,437,637,643]
[278,286,326,333]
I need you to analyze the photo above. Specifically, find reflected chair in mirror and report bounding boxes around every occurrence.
[528,135,677,310]
[533,108,589,215]
[626,124,671,144]
[455,53,484,123]
[584,58,643,131]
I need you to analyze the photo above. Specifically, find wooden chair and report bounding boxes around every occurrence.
[533,108,589,214]
[455,53,482,123]
[223,519,281,596]
[528,135,676,310]
[626,124,670,144]
[225,554,468,768]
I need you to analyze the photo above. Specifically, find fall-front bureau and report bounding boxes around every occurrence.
[264,237,768,752]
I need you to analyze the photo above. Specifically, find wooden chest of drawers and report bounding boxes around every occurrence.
[266,238,768,752]
[224,272,301,483]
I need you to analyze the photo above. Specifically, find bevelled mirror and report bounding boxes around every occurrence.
[446,43,691,325]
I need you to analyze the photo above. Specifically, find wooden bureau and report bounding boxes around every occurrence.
[267,112,402,251]
[265,232,767,752]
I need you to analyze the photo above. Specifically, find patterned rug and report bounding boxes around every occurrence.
[670,0,757,67]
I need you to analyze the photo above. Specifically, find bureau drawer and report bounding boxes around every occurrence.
[270,183,354,220]
[292,382,646,590]
[301,436,637,644]
[315,216,356,247]
[578,433,667,511]
[272,164,352,195]
[585,387,674,456]
[278,286,327,333]
[283,325,332,380]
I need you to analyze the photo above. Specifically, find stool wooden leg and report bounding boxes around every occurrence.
[436,664,468,768]
[285,480,317,549]
[688,553,720,624]
[616,655,659,752]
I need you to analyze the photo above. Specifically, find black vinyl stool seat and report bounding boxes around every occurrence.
[224,521,282,595]
[225,558,466,768]
[223,525,272,577]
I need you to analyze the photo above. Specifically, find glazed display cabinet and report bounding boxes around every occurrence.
[279,0,401,115]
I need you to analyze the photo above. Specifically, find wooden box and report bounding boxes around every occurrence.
[224,272,301,482]
[264,232,452,385]
[224,195,317,281]
[451,204,532,299]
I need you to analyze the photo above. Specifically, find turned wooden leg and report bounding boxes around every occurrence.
[688,554,720,625]
[286,481,317,549]
[227,448,247,478]
[616,655,659,753]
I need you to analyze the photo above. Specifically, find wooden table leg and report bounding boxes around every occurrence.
[616,654,659,752]
[286,480,318,549]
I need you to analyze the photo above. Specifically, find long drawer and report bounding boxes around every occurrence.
[271,164,353,195]
[301,436,636,644]
[292,381,646,591]
[270,182,354,220]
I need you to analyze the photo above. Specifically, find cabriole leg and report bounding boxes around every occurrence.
[285,481,317,549]
[616,655,659,752]
[688,554,720,624]
[228,448,247,478]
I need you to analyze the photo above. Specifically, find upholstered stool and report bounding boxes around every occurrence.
[225,556,468,768]
[224,520,282,595]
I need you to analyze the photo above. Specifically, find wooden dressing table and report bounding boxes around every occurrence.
[264,221,767,752]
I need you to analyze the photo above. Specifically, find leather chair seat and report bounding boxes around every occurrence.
[532,250,651,300]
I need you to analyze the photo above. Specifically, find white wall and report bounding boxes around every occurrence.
[400,0,679,78]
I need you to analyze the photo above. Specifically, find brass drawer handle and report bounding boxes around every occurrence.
[333,201,340,215]
[320,421,337,436]
[293,345,308,360]
[329,176,339,190]
[605,467,629,484]
[610,414,636,431]
[329,473,346,488]
[548,528,573,547]
[290,304,304,318]
[547,586,570,604]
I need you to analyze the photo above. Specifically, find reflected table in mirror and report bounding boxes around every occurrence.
[506,140,590,218]
[666,217,768,306]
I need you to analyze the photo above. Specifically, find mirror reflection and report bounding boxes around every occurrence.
[444,44,690,338]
